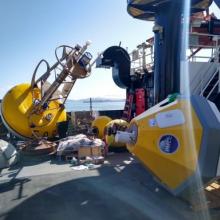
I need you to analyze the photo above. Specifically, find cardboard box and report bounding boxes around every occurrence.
[78,146,102,159]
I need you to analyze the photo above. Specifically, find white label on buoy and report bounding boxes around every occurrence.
[155,109,185,128]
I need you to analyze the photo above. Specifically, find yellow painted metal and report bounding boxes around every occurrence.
[91,116,112,139]
[128,7,145,17]
[105,119,129,147]
[1,83,67,139]
[127,99,203,190]
[191,0,212,10]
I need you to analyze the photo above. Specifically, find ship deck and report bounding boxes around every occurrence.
[0,152,220,220]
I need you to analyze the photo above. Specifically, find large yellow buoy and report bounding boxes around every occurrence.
[0,41,95,140]
[105,119,128,147]
[91,116,112,139]
[1,83,66,139]
[115,96,220,198]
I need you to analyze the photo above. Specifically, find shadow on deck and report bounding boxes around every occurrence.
[0,153,220,220]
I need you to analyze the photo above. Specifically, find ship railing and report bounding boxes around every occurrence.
[188,32,220,63]
[130,41,154,75]
[202,68,220,99]
[187,32,220,98]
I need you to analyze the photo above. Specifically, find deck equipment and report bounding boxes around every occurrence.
[114,0,220,201]
[0,41,95,139]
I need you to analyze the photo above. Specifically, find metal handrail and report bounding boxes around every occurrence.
[130,39,154,73]
[206,77,220,99]
[190,32,220,37]
[192,63,217,94]
[200,68,219,95]
[191,56,214,59]
[189,32,220,61]
[188,32,220,95]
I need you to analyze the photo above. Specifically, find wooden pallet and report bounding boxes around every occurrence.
[204,181,220,209]
[192,180,220,211]
[18,140,57,155]
[62,146,104,164]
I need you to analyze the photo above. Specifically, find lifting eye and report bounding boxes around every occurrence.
[128,123,138,144]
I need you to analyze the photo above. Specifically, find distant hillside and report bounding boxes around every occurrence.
[64,98,125,112]
[67,98,125,103]
[82,98,125,103]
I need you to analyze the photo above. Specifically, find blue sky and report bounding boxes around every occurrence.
[0,1,219,100]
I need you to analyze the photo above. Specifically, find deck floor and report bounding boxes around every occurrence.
[0,152,220,220]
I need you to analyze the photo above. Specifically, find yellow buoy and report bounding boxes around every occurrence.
[105,119,128,147]
[91,116,112,139]
[1,83,67,139]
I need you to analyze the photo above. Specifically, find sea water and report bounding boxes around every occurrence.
[65,100,124,112]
